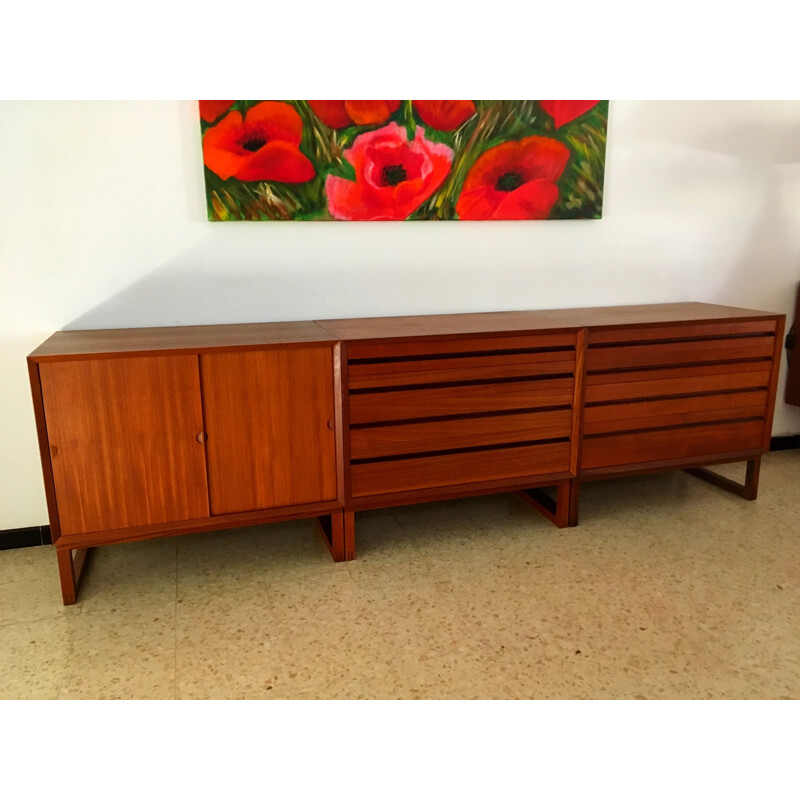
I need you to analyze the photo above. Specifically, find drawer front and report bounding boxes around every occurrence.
[587,319,777,346]
[582,321,776,472]
[587,334,775,372]
[351,441,571,497]
[349,351,575,390]
[346,333,577,496]
[347,332,576,361]
[584,364,772,404]
[350,378,574,425]
[351,409,572,460]
[582,420,766,470]
[583,390,769,436]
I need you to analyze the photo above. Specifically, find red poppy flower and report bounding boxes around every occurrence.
[199,100,234,123]
[455,136,570,220]
[202,101,315,183]
[326,122,453,220]
[412,100,476,131]
[540,101,599,129]
[308,100,401,128]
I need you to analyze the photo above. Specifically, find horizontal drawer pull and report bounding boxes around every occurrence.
[587,335,774,371]
[350,408,573,460]
[348,333,577,361]
[581,419,765,470]
[588,320,777,345]
[349,378,575,425]
[351,441,571,496]
[584,370,770,404]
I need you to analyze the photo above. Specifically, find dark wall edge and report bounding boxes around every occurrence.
[0,525,52,551]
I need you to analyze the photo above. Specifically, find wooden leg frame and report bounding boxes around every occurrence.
[314,510,356,562]
[685,455,761,501]
[56,546,91,605]
[515,479,579,529]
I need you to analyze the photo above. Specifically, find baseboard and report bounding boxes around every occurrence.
[0,525,52,551]
[770,435,800,451]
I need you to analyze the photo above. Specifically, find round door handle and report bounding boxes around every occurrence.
[50,445,59,458]
[196,432,207,444]
[327,419,335,430]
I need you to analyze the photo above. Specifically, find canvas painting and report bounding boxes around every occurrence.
[199,100,608,221]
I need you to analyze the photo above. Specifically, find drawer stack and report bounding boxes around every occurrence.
[345,333,578,497]
[581,320,779,470]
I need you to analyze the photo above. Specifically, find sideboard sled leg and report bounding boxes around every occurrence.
[684,456,761,501]
[515,479,577,529]
[315,510,356,562]
[57,547,90,605]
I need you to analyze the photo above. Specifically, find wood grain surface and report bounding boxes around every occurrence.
[200,345,337,514]
[351,441,571,496]
[39,355,210,535]
[582,419,766,470]
[350,409,573,460]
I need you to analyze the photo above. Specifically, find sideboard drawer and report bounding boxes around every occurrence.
[583,390,769,436]
[349,350,575,390]
[351,440,571,497]
[347,332,576,361]
[587,319,777,346]
[349,377,575,425]
[584,362,772,404]
[350,408,572,460]
[582,419,766,470]
[587,333,775,372]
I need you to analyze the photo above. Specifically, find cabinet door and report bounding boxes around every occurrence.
[39,356,210,536]
[200,346,337,514]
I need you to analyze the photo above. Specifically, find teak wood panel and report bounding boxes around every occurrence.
[587,319,777,345]
[584,369,771,404]
[200,346,337,515]
[348,354,575,390]
[582,390,768,435]
[586,335,775,371]
[584,360,770,387]
[38,355,209,536]
[350,408,573,460]
[351,441,571,497]
[29,321,337,360]
[346,332,576,361]
[581,419,766,470]
[349,378,575,425]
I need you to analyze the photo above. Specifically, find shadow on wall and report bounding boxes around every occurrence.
[64,257,502,330]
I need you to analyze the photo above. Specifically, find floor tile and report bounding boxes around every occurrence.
[0,617,71,699]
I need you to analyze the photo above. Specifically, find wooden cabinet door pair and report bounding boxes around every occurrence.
[39,345,337,537]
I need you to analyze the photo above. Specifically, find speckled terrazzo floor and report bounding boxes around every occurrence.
[1,450,798,700]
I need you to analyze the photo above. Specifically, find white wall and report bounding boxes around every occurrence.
[2,100,799,529]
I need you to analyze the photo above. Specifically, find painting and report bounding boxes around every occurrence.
[199,100,608,221]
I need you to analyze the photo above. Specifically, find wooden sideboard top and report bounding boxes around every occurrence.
[29,302,782,359]
[316,302,781,341]
[29,320,337,360]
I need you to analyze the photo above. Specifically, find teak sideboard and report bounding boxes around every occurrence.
[28,303,785,604]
